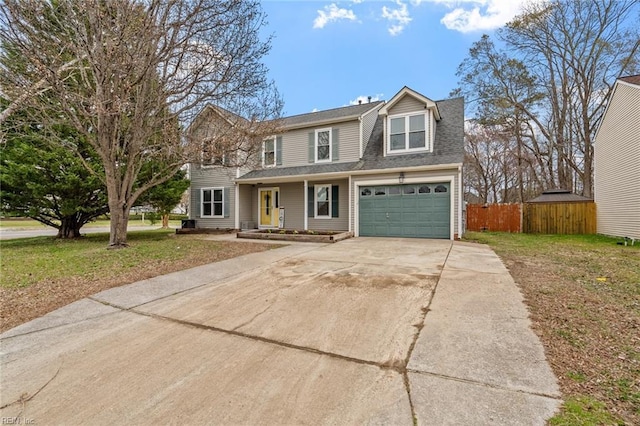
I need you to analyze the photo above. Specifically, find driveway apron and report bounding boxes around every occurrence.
[0,238,561,424]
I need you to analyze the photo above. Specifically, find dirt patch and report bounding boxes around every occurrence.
[0,241,276,333]
[321,272,435,290]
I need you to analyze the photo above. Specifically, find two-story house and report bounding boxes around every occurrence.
[188,86,464,239]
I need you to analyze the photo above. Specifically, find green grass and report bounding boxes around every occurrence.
[549,396,622,426]
[464,232,640,425]
[0,218,182,228]
[2,229,207,288]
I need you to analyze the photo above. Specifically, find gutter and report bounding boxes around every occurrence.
[234,162,463,184]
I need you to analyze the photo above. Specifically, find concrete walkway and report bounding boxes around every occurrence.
[0,238,561,425]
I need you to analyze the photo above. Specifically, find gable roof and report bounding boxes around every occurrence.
[279,101,384,130]
[618,74,640,86]
[237,96,464,182]
[187,103,248,134]
[379,86,441,120]
[359,97,463,170]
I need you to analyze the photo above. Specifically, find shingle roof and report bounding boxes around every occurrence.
[359,97,464,170]
[527,189,593,203]
[619,75,640,86]
[279,101,384,129]
[238,162,360,180]
[237,97,464,181]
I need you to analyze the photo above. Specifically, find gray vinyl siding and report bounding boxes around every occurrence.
[189,165,236,228]
[387,96,425,116]
[278,182,305,230]
[361,106,381,157]
[238,185,254,228]
[281,120,361,167]
[248,182,305,229]
[350,169,461,239]
[308,179,349,231]
[594,81,640,239]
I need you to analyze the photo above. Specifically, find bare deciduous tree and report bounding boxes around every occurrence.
[0,0,282,247]
[456,0,640,198]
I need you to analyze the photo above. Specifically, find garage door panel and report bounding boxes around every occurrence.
[359,183,450,239]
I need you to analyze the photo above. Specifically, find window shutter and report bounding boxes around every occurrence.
[331,185,339,218]
[307,186,314,217]
[332,128,339,161]
[196,189,201,218]
[223,187,230,218]
[276,136,283,166]
[308,132,315,163]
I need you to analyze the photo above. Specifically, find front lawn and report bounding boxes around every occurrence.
[465,232,640,425]
[0,230,278,332]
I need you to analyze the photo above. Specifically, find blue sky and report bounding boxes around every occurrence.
[260,0,527,116]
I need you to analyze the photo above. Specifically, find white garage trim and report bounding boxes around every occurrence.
[354,175,455,239]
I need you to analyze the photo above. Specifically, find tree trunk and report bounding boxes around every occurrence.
[108,201,130,248]
[57,216,82,238]
[161,214,169,229]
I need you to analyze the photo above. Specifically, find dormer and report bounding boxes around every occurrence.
[378,86,441,156]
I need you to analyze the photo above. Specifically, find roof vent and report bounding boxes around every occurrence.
[368,96,372,103]
[358,100,362,105]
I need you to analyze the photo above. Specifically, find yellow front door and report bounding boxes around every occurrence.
[260,189,272,227]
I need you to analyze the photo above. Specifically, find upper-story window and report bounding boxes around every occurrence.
[202,142,228,167]
[388,113,428,153]
[315,128,332,162]
[263,137,276,167]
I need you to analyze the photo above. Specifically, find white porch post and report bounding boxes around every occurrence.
[303,179,308,231]
[348,175,352,233]
[234,183,240,230]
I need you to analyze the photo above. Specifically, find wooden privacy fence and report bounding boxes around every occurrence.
[523,202,596,234]
[466,203,522,232]
[466,201,596,234]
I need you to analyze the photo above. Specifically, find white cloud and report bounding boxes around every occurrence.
[426,0,528,33]
[349,94,384,105]
[313,3,358,29]
[381,0,412,36]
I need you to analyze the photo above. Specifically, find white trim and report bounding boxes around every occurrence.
[379,86,440,120]
[234,183,240,229]
[236,163,463,184]
[358,116,363,159]
[353,175,456,239]
[314,128,332,163]
[303,180,308,230]
[314,183,332,219]
[387,112,431,154]
[257,187,279,228]
[262,136,277,168]
[348,175,353,232]
[200,187,224,218]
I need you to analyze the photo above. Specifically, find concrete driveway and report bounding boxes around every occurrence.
[0,238,561,425]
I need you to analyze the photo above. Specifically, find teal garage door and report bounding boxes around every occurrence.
[359,183,450,238]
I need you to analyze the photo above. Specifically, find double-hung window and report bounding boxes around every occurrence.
[263,138,275,167]
[389,113,428,152]
[201,188,223,217]
[315,185,331,218]
[315,129,331,162]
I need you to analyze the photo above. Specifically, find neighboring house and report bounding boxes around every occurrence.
[188,86,464,239]
[594,75,640,239]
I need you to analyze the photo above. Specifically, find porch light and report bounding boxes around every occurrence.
[399,172,405,184]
